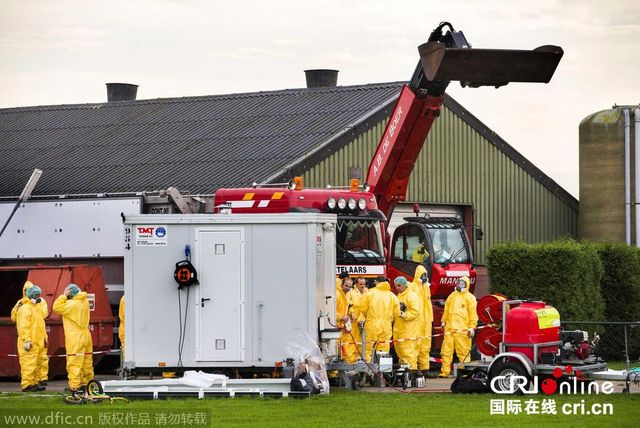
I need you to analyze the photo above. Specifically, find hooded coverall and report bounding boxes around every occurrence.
[336,281,357,363]
[410,265,434,371]
[439,277,478,376]
[348,287,366,357]
[359,281,400,362]
[118,295,125,360]
[11,281,49,383]
[411,244,429,263]
[53,292,94,389]
[15,298,47,389]
[393,285,421,369]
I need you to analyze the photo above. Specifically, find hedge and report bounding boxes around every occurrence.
[592,243,640,359]
[488,240,640,361]
[487,240,605,322]
[593,243,640,322]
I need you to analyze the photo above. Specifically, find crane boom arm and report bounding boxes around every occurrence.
[366,84,444,221]
[365,22,563,222]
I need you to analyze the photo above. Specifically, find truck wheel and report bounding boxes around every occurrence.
[489,360,531,394]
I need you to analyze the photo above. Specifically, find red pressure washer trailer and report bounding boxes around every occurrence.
[457,297,608,393]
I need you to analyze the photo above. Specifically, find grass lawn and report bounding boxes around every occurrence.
[0,389,638,427]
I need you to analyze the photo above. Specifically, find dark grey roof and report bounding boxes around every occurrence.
[0,82,577,209]
[0,83,401,196]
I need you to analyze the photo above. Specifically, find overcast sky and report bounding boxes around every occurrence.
[1,0,639,198]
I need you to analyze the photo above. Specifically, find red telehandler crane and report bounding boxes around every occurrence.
[214,22,563,355]
[368,21,562,351]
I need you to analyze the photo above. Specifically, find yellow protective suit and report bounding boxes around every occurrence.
[439,277,478,376]
[118,296,125,346]
[15,299,47,389]
[410,265,434,370]
[118,295,125,361]
[359,281,400,362]
[336,282,359,363]
[53,292,94,389]
[11,281,49,383]
[411,244,429,263]
[393,286,421,369]
[348,288,366,358]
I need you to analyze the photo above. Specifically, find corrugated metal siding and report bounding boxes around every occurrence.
[303,105,578,264]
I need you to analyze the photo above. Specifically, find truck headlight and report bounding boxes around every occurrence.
[348,198,356,210]
[358,198,366,210]
[337,197,347,210]
[327,197,337,209]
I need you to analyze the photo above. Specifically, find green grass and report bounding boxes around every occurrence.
[0,389,638,427]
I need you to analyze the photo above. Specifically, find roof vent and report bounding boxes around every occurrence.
[106,83,138,102]
[304,69,338,88]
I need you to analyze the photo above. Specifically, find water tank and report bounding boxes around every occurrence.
[579,106,638,242]
[503,301,560,362]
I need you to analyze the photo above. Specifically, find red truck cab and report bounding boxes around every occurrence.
[213,179,388,281]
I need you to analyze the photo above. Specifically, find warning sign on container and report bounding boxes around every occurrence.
[135,225,168,246]
[87,293,96,311]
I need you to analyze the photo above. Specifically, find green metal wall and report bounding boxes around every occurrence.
[302,106,578,264]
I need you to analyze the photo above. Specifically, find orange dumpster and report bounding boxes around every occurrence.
[0,265,114,378]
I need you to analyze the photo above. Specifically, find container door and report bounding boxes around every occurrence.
[196,229,244,362]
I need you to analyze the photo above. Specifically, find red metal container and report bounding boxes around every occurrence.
[503,301,560,362]
[0,265,114,378]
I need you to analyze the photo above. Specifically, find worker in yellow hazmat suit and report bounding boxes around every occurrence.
[439,276,478,377]
[411,241,429,264]
[118,296,125,351]
[16,285,47,392]
[11,280,49,386]
[52,283,94,391]
[359,279,400,362]
[348,277,367,357]
[336,275,359,363]
[410,265,434,373]
[393,277,421,369]
[336,271,348,289]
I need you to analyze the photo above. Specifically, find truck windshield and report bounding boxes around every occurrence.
[336,218,385,264]
[427,228,470,264]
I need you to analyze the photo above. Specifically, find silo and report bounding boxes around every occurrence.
[579,106,639,243]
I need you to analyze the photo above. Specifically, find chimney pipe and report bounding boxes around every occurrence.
[106,83,138,102]
[304,69,339,88]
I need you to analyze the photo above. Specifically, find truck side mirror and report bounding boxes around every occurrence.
[475,227,484,241]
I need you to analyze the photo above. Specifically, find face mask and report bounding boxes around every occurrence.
[420,274,428,284]
[455,282,465,292]
[30,297,41,304]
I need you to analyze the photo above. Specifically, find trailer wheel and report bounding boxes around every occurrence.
[489,360,531,394]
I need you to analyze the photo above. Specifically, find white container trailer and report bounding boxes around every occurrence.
[123,213,338,372]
